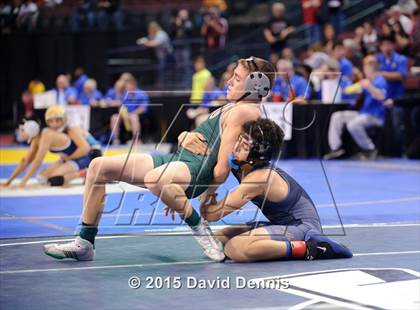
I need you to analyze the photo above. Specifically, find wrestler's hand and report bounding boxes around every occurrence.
[178,132,210,155]
[164,206,176,221]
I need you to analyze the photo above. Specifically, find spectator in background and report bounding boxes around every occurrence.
[343,38,363,68]
[72,67,89,97]
[170,9,193,88]
[0,1,14,33]
[361,22,378,54]
[21,78,45,118]
[218,62,235,95]
[390,21,410,55]
[301,0,322,45]
[186,76,225,128]
[264,2,294,59]
[326,0,345,34]
[317,57,356,104]
[70,0,96,32]
[388,5,413,35]
[15,0,38,32]
[272,59,310,103]
[282,47,301,67]
[104,78,125,107]
[323,23,336,54]
[305,42,329,70]
[53,74,77,105]
[202,0,227,14]
[201,7,228,49]
[119,72,134,84]
[332,41,353,79]
[190,55,212,104]
[78,78,102,106]
[376,35,408,156]
[110,77,149,145]
[170,9,193,68]
[137,21,173,87]
[324,58,387,160]
[96,0,123,31]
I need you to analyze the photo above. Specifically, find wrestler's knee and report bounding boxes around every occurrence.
[224,237,252,263]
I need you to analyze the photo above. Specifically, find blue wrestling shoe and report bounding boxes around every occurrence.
[305,231,353,260]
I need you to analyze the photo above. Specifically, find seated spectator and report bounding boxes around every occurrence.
[388,5,413,35]
[332,41,354,79]
[104,79,125,107]
[96,0,123,31]
[264,2,294,59]
[72,67,89,97]
[324,58,387,160]
[272,59,311,103]
[390,20,410,55]
[110,77,149,145]
[200,7,228,49]
[186,77,225,127]
[361,22,378,54]
[21,78,45,118]
[119,72,135,84]
[78,78,102,106]
[70,0,96,32]
[281,47,301,67]
[323,23,337,55]
[343,38,363,69]
[304,42,329,69]
[53,74,77,105]
[318,58,356,104]
[137,21,173,87]
[190,55,212,104]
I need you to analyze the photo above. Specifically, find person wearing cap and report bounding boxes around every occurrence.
[2,105,101,188]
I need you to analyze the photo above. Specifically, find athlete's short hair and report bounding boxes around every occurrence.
[242,118,285,161]
[238,57,276,89]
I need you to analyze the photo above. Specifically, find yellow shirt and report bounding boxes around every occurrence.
[190,69,212,104]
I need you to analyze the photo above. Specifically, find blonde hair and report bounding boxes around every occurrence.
[45,105,67,123]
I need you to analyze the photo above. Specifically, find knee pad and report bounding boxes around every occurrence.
[47,176,65,186]
[89,149,103,160]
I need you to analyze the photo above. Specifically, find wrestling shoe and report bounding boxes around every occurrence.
[305,234,352,260]
[323,148,346,160]
[192,219,226,262]
[43,237,95,261]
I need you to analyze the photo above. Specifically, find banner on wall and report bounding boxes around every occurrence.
[262,102,293,141]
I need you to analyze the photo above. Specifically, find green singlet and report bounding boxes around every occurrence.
[151,104,233,198]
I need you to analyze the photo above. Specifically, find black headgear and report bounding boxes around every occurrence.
[231,124,273,169]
